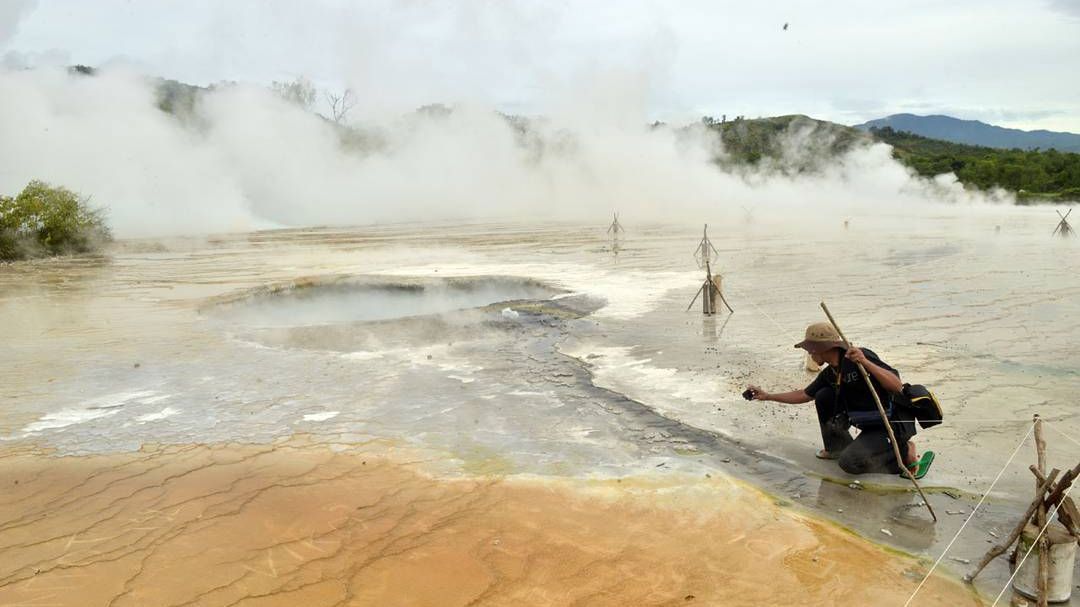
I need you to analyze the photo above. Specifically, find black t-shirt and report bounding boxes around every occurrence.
[803,347,900,413]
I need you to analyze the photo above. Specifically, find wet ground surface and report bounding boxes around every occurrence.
[2,209,1079,604]
[0,440,981,607]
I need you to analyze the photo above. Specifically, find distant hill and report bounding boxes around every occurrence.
[855,114,1080,153]
[698,114,870,172]
[699,114,1080,203]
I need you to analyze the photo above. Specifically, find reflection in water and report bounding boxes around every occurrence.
[702,313,732,341]
[813,477,937,552]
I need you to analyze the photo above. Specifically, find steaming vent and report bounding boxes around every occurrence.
[206,276,563,329]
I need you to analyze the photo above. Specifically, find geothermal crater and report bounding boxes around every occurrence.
[206,275,563,328]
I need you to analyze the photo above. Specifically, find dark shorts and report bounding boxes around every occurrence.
[812,386,915,475]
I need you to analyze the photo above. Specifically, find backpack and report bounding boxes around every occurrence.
[900,383,944,429]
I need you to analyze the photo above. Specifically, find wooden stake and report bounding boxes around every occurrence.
[1029,465,1080,533]
[1026,461,1080,562]
[1060,497,1080,539]
[1034,415,1049,607]
[820,302,937,522]
[966,469,1060,582]
[703,262,714,315]
[710,274,733,313]
[1044,461,1080,506]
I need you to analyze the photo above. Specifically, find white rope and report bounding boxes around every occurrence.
[904,420,1037,607]
[882,418,1046,424]
[721,237,967,349]
[723,245,967,350]
[717,291,1056,431]
[722,283,798,343]
[990,480,1078,606]
[947,420,1048,423]
[1045,422,1080,450]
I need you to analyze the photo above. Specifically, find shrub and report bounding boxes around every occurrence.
[0,180,111,261]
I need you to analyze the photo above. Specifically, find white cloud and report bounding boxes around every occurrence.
[1048,0,1080,18]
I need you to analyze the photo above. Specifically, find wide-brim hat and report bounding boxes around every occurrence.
[794,322,846,353]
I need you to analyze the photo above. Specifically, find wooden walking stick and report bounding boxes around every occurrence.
[820,302,938,522]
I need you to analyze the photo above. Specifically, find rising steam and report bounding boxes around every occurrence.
[0,63,1008,238]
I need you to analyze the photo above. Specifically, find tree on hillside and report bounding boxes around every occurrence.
[271,76,317,110]
[324,88,357,124]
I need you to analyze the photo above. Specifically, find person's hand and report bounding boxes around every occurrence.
[845,347,867,365]
[746,385,767,401]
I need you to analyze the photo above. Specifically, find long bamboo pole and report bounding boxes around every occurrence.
[820,302,938,522]
[717,289,735,314]
[685,284,704,312]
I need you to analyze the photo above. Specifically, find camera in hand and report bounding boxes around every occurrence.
[741,388,756,401]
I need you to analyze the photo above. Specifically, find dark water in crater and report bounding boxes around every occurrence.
[208,277,560,328]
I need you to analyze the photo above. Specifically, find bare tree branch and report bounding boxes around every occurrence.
[324,88,357,123]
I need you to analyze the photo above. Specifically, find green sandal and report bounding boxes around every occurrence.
[901,450,935,480]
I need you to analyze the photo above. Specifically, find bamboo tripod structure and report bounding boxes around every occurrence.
[820,302,937,522]
[965,415,1080,606]
[1053,209,1073,237]
[694,224,719,269]
[607,212,625,248]
[687,224,732,315]
[687,261,733,315]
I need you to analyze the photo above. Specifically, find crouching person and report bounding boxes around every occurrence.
[745,322,918,475]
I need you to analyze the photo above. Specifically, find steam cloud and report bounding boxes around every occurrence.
[0,64,1008,238]
[0,0,36,47]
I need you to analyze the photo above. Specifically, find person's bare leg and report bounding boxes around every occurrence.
[904,441,917,467]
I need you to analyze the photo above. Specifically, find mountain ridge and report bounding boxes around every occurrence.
[854,113,1080,153]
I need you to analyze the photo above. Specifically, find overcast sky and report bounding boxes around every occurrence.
[4,0,1080,131]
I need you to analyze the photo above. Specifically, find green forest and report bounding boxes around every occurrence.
[869,127,1080,203]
